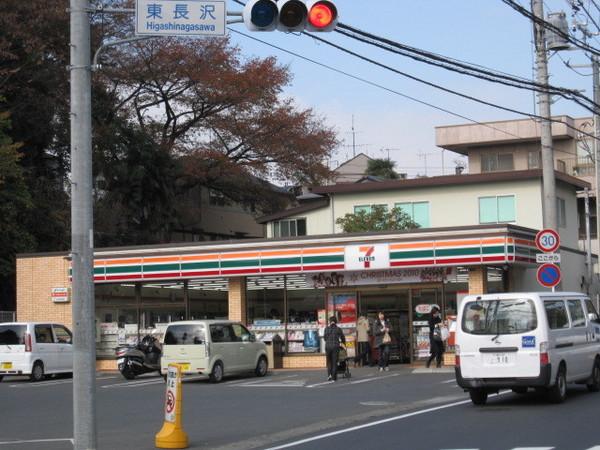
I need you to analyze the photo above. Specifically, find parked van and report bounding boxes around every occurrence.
[455,292,600,405]
[0,322,73,382]
[161,320,268,383]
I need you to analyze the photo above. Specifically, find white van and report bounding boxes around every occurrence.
[161,320,268,383]
[0,322,73,382]
[455,292,600,405]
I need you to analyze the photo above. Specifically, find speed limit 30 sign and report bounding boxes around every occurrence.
[535,228,560,253]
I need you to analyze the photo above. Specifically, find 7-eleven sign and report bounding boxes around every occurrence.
[345,244,390,271]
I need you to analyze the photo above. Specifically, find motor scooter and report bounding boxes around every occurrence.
[115,334,161,380]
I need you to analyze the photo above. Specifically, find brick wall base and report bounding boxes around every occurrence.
[282,355,326,369]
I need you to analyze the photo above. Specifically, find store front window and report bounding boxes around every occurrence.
[247,275,325,354]
[188,278,228,320]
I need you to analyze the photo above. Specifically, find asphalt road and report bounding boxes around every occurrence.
[0,365,599,450]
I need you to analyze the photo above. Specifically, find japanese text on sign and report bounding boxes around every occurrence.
[164,366,178,423]
[136,0,226,36]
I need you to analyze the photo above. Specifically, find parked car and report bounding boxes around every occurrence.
[455,292,600,405]
[0,322,73,382]
[161,320,268,383]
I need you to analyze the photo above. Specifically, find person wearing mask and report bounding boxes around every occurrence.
[355,315,370,367]
[324,316,346,381]
[373,311,392,372]
[426,306,444,368]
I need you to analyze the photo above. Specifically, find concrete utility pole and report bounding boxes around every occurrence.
[593,57,600,271]
[532,0,558,230]
[70,0,96,448]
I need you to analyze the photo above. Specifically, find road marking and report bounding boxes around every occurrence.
[305,380,335,388]
[262,392,512,450]
[348,373,401,384]
[101,379,164,389]
[440,379,456,384]
[235,381,306,388]
[359,401,395,407]
[511,448,554,450]
[0,438,73,446]
[10,379,73,388]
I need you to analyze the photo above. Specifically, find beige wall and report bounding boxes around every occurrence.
[16,255,72,328]
[292,179,546,235]
[266,205,334,238]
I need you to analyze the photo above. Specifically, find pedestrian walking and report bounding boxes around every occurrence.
[426,306,444,368]
[355,315,371,367]
[324,316,346,381]
[373,311,392,372]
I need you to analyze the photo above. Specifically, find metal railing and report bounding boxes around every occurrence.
[0,311,15,323]
[557,157,595,177]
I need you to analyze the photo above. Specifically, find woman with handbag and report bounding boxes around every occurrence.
[373,311,392,372]
[426,306,444,368]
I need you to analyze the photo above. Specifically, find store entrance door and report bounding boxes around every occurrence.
[359,290,410,364]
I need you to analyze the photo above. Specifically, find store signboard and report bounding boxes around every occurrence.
[308,267,454,289]
[51,287,70,303]
[345,244,390,271]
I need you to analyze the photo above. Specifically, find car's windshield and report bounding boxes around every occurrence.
[0,325,26,345]
[462,299,537,335]
[164,324,206,345]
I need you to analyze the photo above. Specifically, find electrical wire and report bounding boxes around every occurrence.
[578,0,600,32]
[501,0,600,57]
[227,28,526,140]
[334,23,600,114]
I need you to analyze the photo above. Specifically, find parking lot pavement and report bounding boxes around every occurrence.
[0,365,468,450]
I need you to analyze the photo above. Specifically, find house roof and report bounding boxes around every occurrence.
[256,198,330,224]
[310,170,589,195]
[333,153,373,172]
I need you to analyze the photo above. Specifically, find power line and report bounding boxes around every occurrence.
[304,31,600,142]
[502,0,600,57]
[334,23,600,114]
[227,28,526,140]
[577,0,600,32]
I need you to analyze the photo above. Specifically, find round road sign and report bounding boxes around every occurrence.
[537,263,561,288]
[535,229,560,253]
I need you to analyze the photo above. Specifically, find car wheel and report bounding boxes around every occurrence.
[255,356,268,377]
[587,358,600,392]
[30,361,45,382]
[469,389,488,406]
[209,361,224,383]
[121,368,136,380]
[0,375,3,382]
[548,365,567,403]
[512,387,528,394]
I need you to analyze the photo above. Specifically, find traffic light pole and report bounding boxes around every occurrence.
[70,0,96,448]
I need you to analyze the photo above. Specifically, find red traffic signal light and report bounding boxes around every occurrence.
[243,0,338,32]
[306,1,338,32]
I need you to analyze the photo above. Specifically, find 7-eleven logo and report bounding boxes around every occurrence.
[345,244,390,271]
[358,246,376,268]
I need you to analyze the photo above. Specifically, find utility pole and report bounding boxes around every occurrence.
[351,114,356,157]
[593,56,600,276]
[70,0,96,448]
[532,0,558,230]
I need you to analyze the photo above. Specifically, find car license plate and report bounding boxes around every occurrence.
[485,353,512,365]
[1,362,12,369]
[179,363,190,372]
[117,358,125,365]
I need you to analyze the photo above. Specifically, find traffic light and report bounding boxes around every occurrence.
[243,0,338,32]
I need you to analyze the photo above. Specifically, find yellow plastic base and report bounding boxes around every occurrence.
[155,422,189,449]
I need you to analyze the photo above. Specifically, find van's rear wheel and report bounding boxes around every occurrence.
[255,356,268,377]
[548,365,567,403]
[587,358,600,392]
[512,387,528,394]
[30,361,45,382]
[0,375,4,382]
[209,361,223,383]
[469,389,488,406]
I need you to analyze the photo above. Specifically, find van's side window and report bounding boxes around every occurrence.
[53,325,72,344]
[232,324,252,342]
[210,324,234,343]
[585,299,599,321]
[544,301,570,329]
[567,300,586,327]
[34,325,55,343]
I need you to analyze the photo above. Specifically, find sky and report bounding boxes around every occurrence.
[224,0,600,177]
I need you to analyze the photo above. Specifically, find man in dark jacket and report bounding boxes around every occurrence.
[324,316,346,381]
[426,306,444,368]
